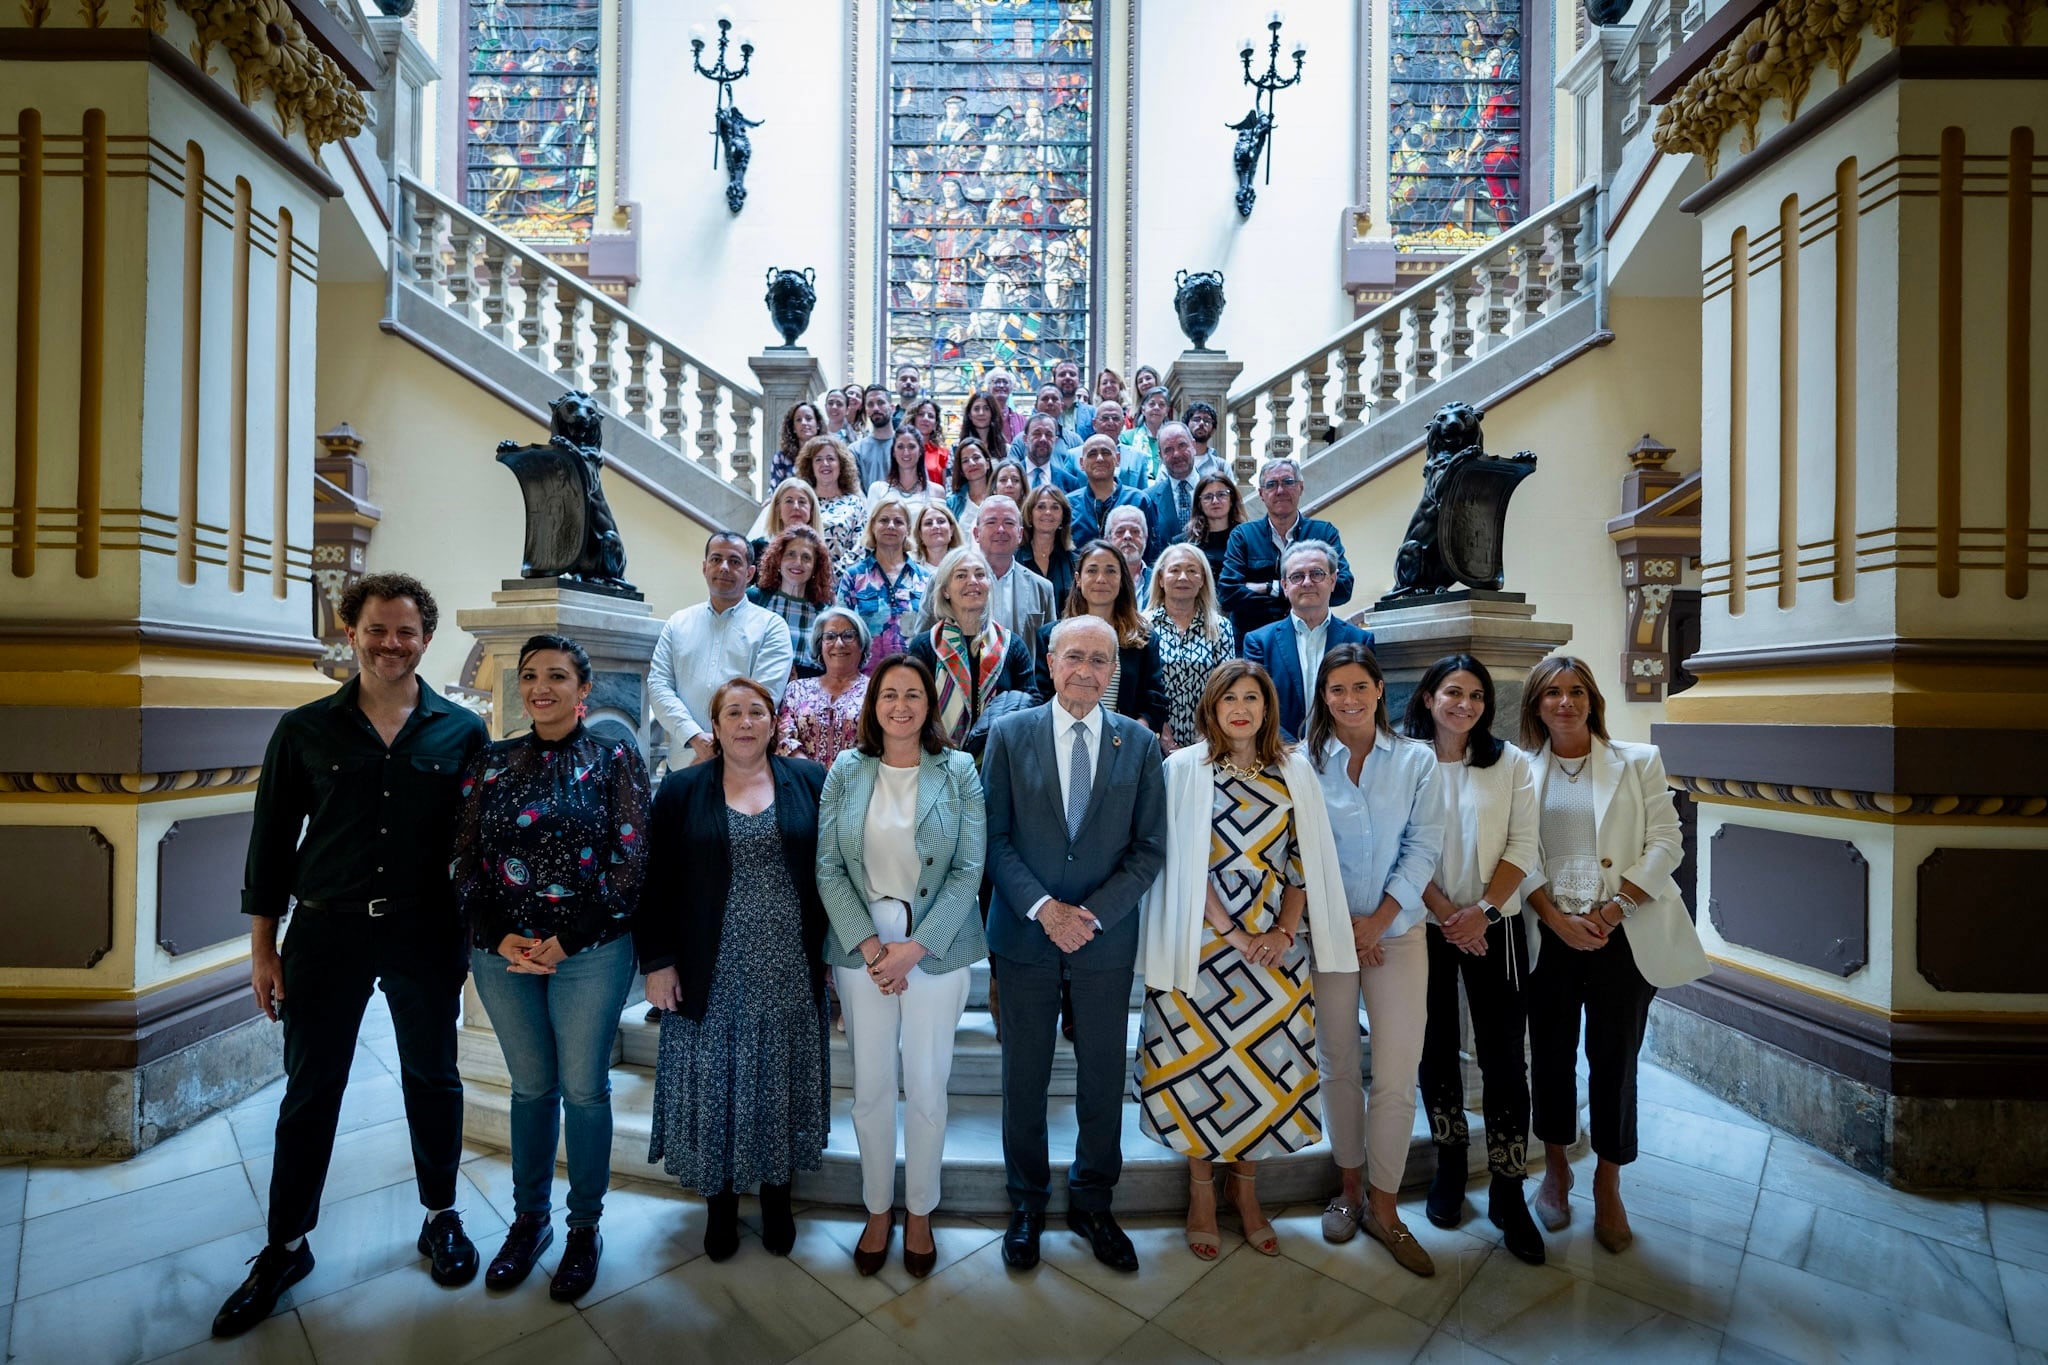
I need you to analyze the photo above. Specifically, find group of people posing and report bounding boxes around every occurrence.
[211,392,1707,1339]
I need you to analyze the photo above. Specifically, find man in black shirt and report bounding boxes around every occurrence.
[214,573,489,1339]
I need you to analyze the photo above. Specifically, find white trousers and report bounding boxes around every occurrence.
[1312,923,1429,1194]
[833,899,972,1215]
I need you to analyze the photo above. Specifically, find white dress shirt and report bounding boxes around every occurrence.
[1291,612,1331,714]
[1029,701,1103,921]
[646,598,795,762]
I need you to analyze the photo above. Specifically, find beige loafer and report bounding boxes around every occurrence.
[1361,1211,1436,1278]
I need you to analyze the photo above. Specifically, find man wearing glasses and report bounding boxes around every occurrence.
[1219,458,1356,643]
[1242,540,1373,739]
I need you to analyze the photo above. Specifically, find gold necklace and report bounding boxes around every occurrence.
[1217,754,1264,781]
[1553,753,1590,783]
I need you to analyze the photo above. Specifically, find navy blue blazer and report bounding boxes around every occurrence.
[1033,622,1169,730]
[1069,483,1147,548]
[1218,517,1357,642]
[982,702,1167,973]
[1019,454,1085,494]
[1242,615,1374,742]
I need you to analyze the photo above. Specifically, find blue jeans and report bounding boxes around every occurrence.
[471,933,636,1227]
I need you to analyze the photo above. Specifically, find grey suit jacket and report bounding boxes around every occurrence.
[982,701,1167,972]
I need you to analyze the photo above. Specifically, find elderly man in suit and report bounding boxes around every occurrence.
[1219,457,1356,643]
[1243,540,1373,740]
[983,615,1167,1274]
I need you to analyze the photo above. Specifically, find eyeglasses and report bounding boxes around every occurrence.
[1260,476,1301,492]
[1284,568,1332,585]
[1198,490,1233,503]
[820,631,861,644]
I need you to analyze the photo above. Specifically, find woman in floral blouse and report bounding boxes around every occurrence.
[777,608,871,768]
[797,435,868,571]
[452,633,651,1303]
[835,494,933,672]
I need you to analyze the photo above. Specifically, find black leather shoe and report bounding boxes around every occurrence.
[549,1226,603,1301]
[1066,1208,1139,1272]
[705,1190,742,1263]
[418,1210,480,1286]
[485,1212,553,1290]
[1002,1209,1043,1269]
[1426,1150,1467,1229]
[1489,1175,1547,1265]
[212,1240,314,1338]
[759,1181,796,1256]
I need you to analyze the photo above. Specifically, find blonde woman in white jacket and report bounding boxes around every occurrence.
[1518,657,1708,1254]
[1404,655,1546,1267]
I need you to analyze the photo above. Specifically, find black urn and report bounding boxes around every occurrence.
[1585,0,1632,24]
[1173,270,1227,351]
[764,267,817,348]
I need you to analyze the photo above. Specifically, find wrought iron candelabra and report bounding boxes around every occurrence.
[691,15,761,213]
[1229,11,1306,218]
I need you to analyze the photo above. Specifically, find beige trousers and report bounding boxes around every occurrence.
[1312,923,1429,1194]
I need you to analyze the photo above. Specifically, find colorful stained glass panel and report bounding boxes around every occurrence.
[885,0,1096,439]
[464,0,602,243]
[1387,0,1524,250]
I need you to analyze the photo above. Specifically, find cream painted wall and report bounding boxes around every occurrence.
[1318,294,1704,744]
[1129,0,1359,385]
[315,283,712,695]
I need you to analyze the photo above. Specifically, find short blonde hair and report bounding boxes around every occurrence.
[764,478,822,538]
[911,500,966,567]
[862,494,916,555]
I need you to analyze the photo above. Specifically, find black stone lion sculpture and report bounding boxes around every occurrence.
[495,391,636,595]
[1379,401,1536,605]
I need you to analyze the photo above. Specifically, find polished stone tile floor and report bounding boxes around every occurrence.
[3,996,2045,1364]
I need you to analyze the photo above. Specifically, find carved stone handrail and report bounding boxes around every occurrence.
[1224,182,1600,486]
[393,173,769,499]
[1610,0,1708,140]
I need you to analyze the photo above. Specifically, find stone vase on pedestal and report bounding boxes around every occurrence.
[1355,590,1573,737]
[748,348,827,496]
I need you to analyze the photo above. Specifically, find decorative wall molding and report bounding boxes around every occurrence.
[0,767,261,794]
[1918,848,2048,992]
[1607,434,1701,702]
[1675,773,2048,818]
[0,826,113,967]
[156,810,255,956]
[1708,822,1869,975]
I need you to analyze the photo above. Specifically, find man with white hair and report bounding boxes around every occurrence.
[1138,420,1225,550]
[1103,506,1152,599]
[974,494,1057,643]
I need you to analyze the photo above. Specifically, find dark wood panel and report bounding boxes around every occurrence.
[0,827,114,968]
[157,812,256,957]
[1918,848,2048,994]
[1708,823,1868,977]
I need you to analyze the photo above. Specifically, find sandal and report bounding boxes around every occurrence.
[1185,1175,1221,1261]
[1229,1170,1280,1256]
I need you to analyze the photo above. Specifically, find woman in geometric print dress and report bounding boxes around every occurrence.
[1135,660,1355,1262]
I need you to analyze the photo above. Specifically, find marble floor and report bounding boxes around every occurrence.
[3,996,2045,1364]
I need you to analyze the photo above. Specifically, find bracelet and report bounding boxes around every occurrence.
[1612,890,1640,915]
[864,951,884,969]
[1272,925,1298,945]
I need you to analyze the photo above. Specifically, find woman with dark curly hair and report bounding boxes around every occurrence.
[769,400,826,488]
[750,527,837,679]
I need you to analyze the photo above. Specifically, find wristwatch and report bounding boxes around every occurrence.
[1478,900,1502,925]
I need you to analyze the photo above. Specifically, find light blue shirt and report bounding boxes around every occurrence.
[1312,729,1445,939]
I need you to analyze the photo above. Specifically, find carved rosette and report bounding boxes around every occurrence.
[172,0,368,148]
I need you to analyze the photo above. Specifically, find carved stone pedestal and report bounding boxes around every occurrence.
[748,348,827,494]
[1356,591,1573,739]
[1165,348,1245,476]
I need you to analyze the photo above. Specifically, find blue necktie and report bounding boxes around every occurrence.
[1066,721,1091,840]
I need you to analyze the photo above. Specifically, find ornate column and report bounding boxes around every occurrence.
[747,347,827,497]
[1645,2,2048,1187]
[312,422,383,680]
[0,2,371,1155]
[1606,435,1702,703]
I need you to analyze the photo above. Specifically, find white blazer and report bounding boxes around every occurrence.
[1139,747,1357,996]
[1430,743,1541,918]
[1519,737,1709,989]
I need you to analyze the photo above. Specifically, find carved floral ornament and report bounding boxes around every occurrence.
[12,0,367,150]
[1651,0,2041,174]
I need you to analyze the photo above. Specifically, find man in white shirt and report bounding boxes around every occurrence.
[647,531,795,767]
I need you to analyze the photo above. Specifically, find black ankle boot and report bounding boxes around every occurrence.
[1488,1174,1546,1264]
[1425,1150,1467,1228]
[759,1181,796,1256]
[705,1189,741,1263]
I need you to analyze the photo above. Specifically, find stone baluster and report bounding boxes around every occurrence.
[1374,313,1403,408]
[478,236,510,343]
[658,347,686,450]
[623,326,651,428]
[1484,250,1513,347]
[1229,401,1259,490]
[1552,203,1585,304]
[1513,235,1549,329]
[1262,374,1295,462]
[730,397,757,493]
[588,304,618,409]
[1444,267,1478,372]
[1336,330,1370,433]
[1302,354,1332,446]
[443,216,474,318]
[516,263,546,362]
[1407,290,1439,389]
[695,371,723,475]
[410,193,443,294]
[552,288,581,384]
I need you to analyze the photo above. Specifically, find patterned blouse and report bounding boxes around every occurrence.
[817,494,868,570]
[835,553,933,672]
[776,674,869,767]
[748,585,825,673]
[451,724,652,957]
[1148,605,1236,745]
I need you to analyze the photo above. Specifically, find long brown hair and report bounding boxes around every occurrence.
[1185,472,1246,542]
[778,400,825,461]
[756,526,834,606]
[958,389,1003,452]
[1063,540,1149,647]
[1020,484,1075,555]
[1196,660,1291,770]
[1307,642,1392,772]
[1519,655,1610,751]
[856,653,950,757]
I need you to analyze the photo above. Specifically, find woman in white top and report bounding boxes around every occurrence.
[1518,656,1708,1254]
[815,654,987,1280]
[1303,643,1445,1278]
[868,427,945,508]
[1402,654,1545,1265]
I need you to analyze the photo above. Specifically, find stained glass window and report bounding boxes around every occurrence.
[885,0,1097,438]
[1386,0,1524,250]
[463,0,602,243]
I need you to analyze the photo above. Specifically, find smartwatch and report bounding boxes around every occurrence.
[1478,900,1502,925]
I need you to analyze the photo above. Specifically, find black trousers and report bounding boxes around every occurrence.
[994,953,1131,1214]
[1418,916,1532,1178]
[1526,921,1657,1165]
[268,908,467,1244]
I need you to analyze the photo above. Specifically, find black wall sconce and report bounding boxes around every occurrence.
[1229,10,1306,219]
[691,14,760,213]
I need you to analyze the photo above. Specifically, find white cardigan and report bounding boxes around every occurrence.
[1519,737,1709,989]
[1430,743,1541,918]
[1139,747,1357,996]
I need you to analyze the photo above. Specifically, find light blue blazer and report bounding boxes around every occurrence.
[816,747,989,975]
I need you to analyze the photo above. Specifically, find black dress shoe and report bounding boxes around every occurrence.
[1488,1175,1547,1265]
[486,1212,554,1290]
[418,1210,480,1286]
[1066,1208,1139,1272]
[705,1190,742,1263]
[1002,1209,1043,1269]
[549,1226,603,1301]
[212,1240,314,1338]
[1426,1150,1467,1229]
